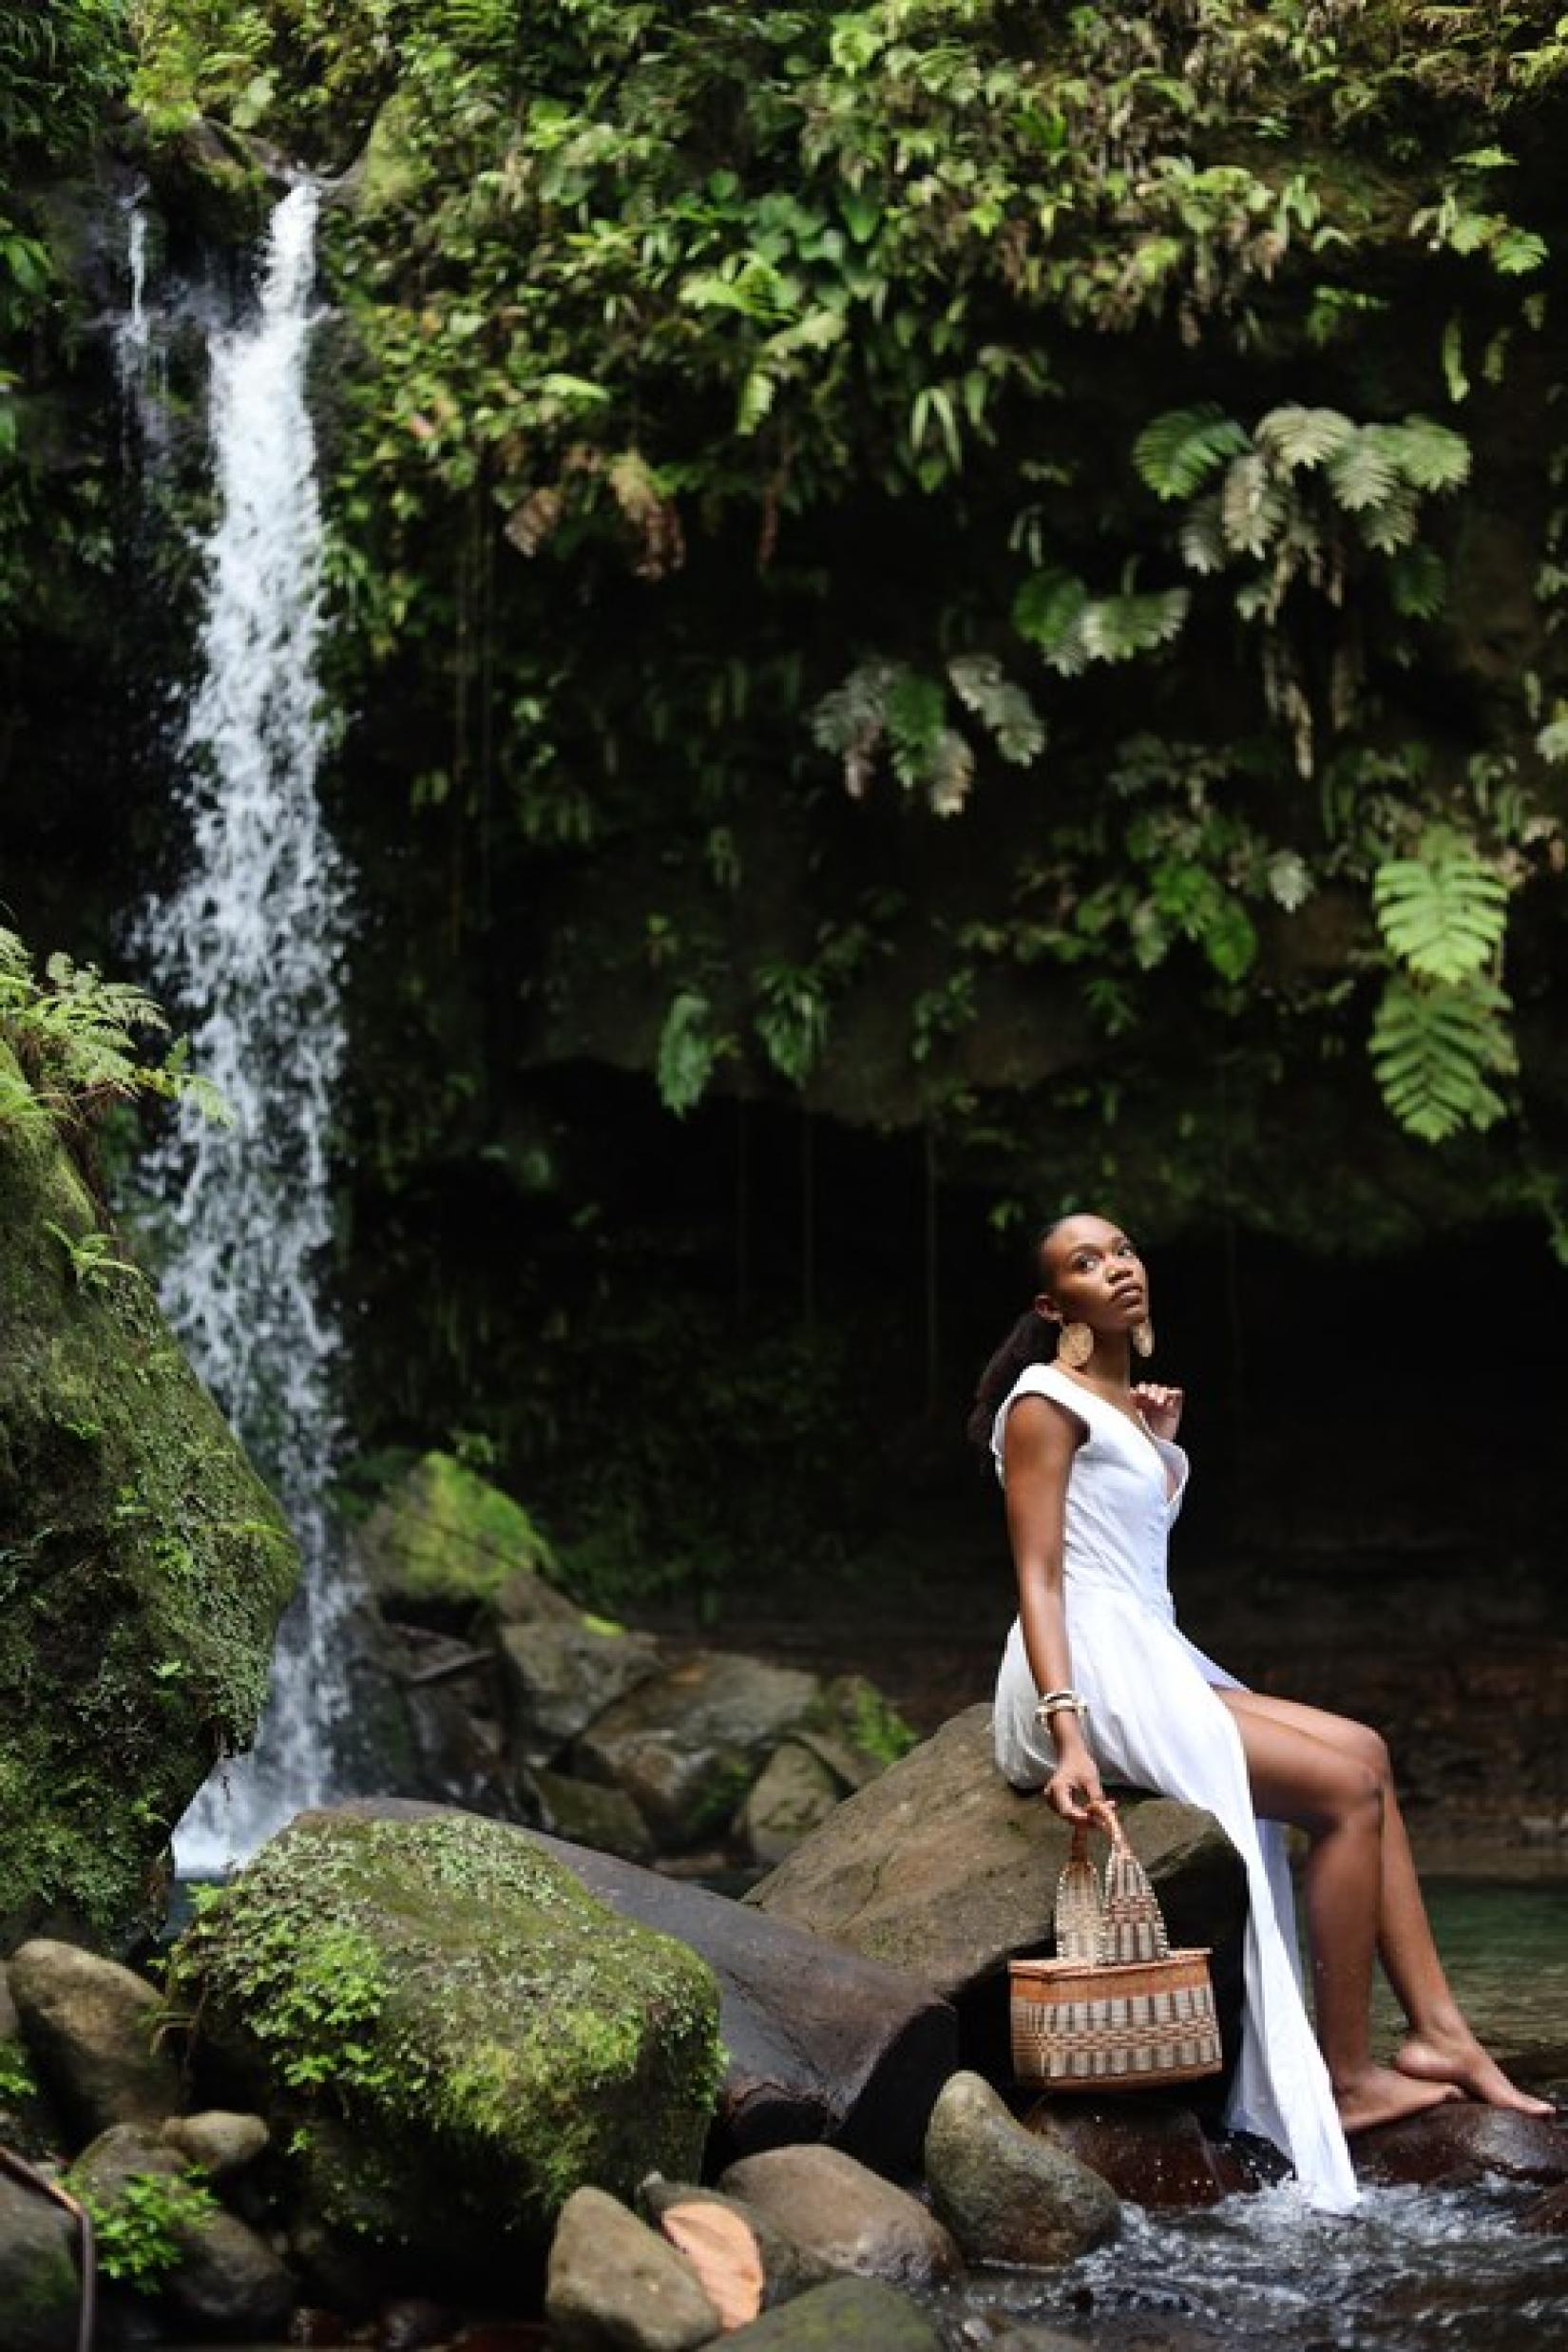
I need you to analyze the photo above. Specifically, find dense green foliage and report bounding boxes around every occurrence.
[124,3,1568,1194]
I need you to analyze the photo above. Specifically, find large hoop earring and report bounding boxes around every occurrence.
[1057,1320,1094,1368]
[1132,1318,1155,1360]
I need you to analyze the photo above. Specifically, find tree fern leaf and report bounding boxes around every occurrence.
[1253,403,1356,471]
[947,654,1045,765]
[1013,567,1091,671]
[1324,426,1402,511]
[1133,404,1250,501]
[1369,974,1515,1142]
[1080,586,1190,662]
[1219,449,1289,557]
[1386,544,1448,618]
[1178,489,1227,574]
[1382,414,1471,492]
[1373,832,1509,981]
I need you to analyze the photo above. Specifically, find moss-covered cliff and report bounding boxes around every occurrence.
[0,1042,297,1944]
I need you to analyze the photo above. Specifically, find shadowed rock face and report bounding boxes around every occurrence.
[745,1705,1248,2083]
[0,1045,297,1947]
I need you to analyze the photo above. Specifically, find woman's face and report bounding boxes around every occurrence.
[1036,1214,1148,1335]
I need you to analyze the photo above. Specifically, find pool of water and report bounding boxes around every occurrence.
[943,1876,1568,2352]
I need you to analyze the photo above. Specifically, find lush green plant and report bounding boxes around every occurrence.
[66,2167,219,2291]
[0,926,227,1147]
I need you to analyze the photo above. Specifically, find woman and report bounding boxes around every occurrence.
[974,1210,1550,2213]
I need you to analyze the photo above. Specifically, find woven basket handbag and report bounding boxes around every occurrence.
[1009,1801,1223,2093]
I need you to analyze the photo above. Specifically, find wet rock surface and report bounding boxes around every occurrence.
[640,2179,835,2310]
[924,2071,1121,2266]
[576,1652,825,1848]
[545,2184,721,2350]
[1021,2094,1236,2209]
[510,1818,958,2171]
[717,2145,961,2289]
[7,1940,182,2140]
[746,1707,1246,2081]
[719,2274,942,2349]
[1351,2102,1568,2189]
[0,2169,80,2352]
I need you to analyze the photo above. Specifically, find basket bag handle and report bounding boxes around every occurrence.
[1053,1799,1172,1967]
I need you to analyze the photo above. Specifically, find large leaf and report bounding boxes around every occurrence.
[947,654,1046,765]
[1372,832,1509,981]
[1133,404,1250,501]
[1253,404,1356,471]
[1382,415,1471,493]
[656,990,720,1116]
[1369,974,1516,1142]
[1325,426,1402,512]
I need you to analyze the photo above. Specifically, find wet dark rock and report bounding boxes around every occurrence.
[747,1707,1246,2082]
[161,2107,270,2176]
[545,2185,722,2350]
[720,2275,943,2349]
[1521,2181,1568,2234]
[577,1652,823,1848]
[1021,2094,1232,2209]
[8,1941,182,2142]
[523,1766,655,1860]
[740,1743,843,1864]
[717,2146,961,2288]
[499,1615,662,1768]
[72,2121,296,2337]
[512,1818,958,2170]
[378,2294,460,2348]
[0,2170,80,2352]
[640,2178,835,2308]
[1351,2103,1568,2189]
[925,2071,1120,2266]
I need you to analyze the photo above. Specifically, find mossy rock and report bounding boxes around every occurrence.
[165,1808,723,2276]
[354,1450,556,1614]
[0,1046,298,1946]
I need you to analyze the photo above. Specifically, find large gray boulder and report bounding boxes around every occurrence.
[513,1817,957,2171]
[717,2147,960,2289]
[498,1614,662,1768]
[748,1706,1247,2073]
[577,1652,824,1847]
[163,1807,723,2282]
[0,1044,298,1946]
[545,2185,722,2350]
[7,1940,182,2143]
[923,2071,1120,2266]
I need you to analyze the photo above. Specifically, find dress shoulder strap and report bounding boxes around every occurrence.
[989,1359,1094,1482]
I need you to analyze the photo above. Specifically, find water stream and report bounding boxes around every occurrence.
[127,182,355,1872]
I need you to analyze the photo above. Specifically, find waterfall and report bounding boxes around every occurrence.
[129,183,354,1871]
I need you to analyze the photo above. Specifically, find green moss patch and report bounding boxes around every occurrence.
[0,1044,298,1945]
[166,1809,723,2263]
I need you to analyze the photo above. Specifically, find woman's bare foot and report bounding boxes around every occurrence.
[1333,2063,1463,2136]
[1395,2029,1557,2117]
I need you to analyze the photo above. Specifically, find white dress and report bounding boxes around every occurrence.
[991,1360,1358,2213]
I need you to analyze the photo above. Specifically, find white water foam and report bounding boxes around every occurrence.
[128,183,355,1873]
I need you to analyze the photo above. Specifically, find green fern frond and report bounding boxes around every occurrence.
[1133,404,1250,501]
[1354,479,1422,554]
[1324,426,1402,511]
[1253,404,1356,471]
[1369,973,1516,1142]
[1386,545,1448,618]
[1080,586,1190,662]
[1219,450,1289,558]
[1372,831,1509,982]
[947,655,1045,765]
[1381,415,1471,492]
[1178,489,1228,574]
[1012,567,1090,668]
[656,990,720,1117]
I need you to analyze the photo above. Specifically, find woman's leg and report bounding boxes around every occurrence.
[1220,1689,1552,2116]
[1211,1692,1458,2132]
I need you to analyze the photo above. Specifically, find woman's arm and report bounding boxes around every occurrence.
[1003,1393,1106,1823]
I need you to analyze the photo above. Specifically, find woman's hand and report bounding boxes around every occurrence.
[1133,1381,1183,1442]
[1043,1748,1106,1824]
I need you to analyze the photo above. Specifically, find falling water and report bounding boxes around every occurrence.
[130,183,354,1871]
